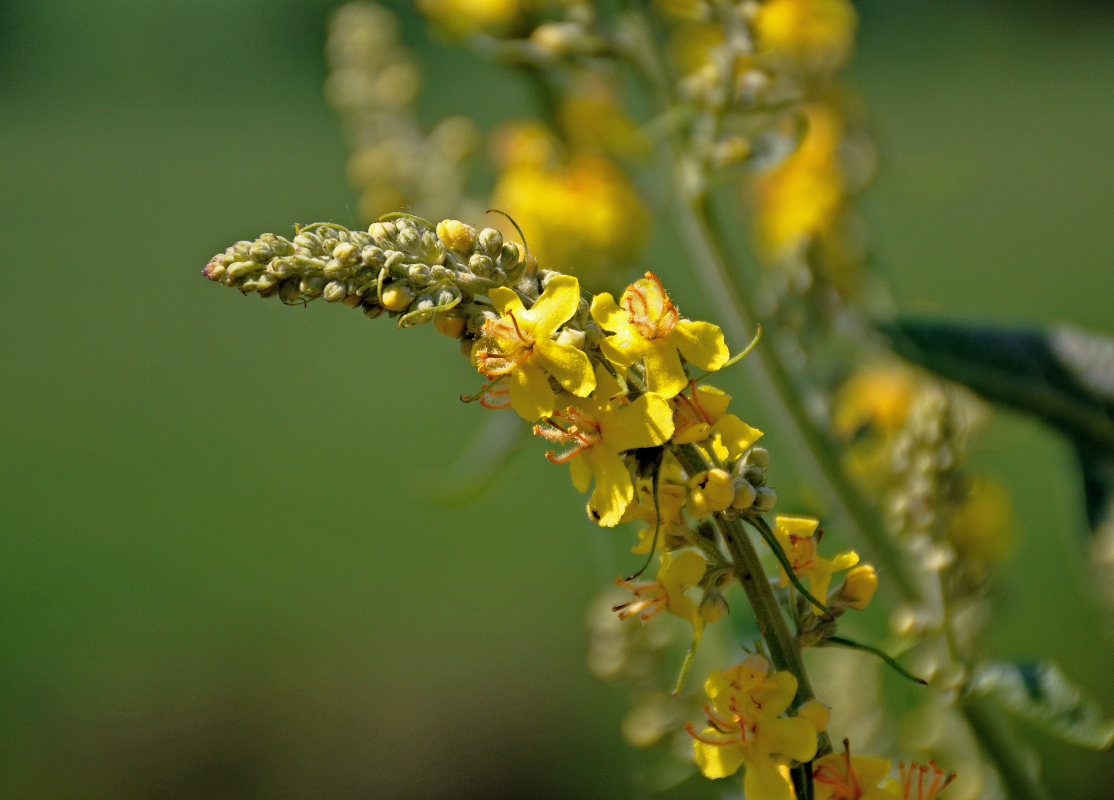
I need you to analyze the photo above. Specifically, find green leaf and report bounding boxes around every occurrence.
[969,660,1114,750]
[878,319,1114,457]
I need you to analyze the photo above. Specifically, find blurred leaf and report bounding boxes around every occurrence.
[879,319,1114,457]
[1076,443,1114,533]
[970,660,1114,750]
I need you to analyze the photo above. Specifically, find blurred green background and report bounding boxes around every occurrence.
[2,1,1112,797]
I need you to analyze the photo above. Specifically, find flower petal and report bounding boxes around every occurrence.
[642,340,690,398]
[569,452,593,494]
[535,338,595,397]
[693,738,745,780]
[529,274,580,336]
[742,755,796,800]
[712,414,763,460]
[508,361,555,421]
[671,319,730,372]
[488,286,523,317]
[603,393,675,452]
[589,292,627,331]
[585,448,634,527]
[756,717,819,763]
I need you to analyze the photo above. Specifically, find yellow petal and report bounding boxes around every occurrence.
[599,331,643,368]
[712,415,763,460]
[589,292,627,331]
[756,717,819,763]
[671,319,730,372]
[529,274,581,336]
[663,549,706,589]
[603,393,675,452]
[742,755,796,800]
[775,515,820,538]
[508,361,554,421]
[569,453,593,494]
[535,338,595,397]
[693,384,731,420]
[586,448,634,527]
[693,738,745,779]
[750,670,799,719]
[488,286,523,316]
[642,340,689,398]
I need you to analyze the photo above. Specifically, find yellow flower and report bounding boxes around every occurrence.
[773,515,859,613]
[670,383,763,462]
[613,549,707,632]
[947,476,1015,563]
[592,272,730,398]
[755,104,845,259]
[417,0,531,37]
[687,655,818,800]
[753,0,858,72]
[813,741,897,800]
[472,275,595,421]
[534,366,674,526]
[490,139,647,288]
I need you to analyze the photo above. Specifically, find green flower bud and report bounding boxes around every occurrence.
[478,227,503,257]
[731,479,757,510]
[469,253,494,277]
[361,245,386,267]
[267,257,297,279]
[293,230,324,254]
[332,241,360,268]
[249,241,274,264]
[752,486,777,513]
[745,447,770,469]
[300,275,326,297]
[323,280,348,302]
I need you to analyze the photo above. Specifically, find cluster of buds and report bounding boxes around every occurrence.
[202,218,525,328]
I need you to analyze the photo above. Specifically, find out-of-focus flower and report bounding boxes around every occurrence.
[491,122,648,288]
[947,477,1015,564]
[753,0,858,72]
[754,103,845,260]
[417,0,536,37]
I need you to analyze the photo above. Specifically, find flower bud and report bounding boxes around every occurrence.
[698,590,729,624]
[380,283,413,312]
[437,219,477,253]
[332,241,360,268]
[689,469,734,515]
[478,227,503,257]
[468,253,494,277]
[745,447,770,469]
[752,486,777,512]
[322,280,348,302]
[830,564,879,611]
[434,313,466,338]
[731,479,757,510]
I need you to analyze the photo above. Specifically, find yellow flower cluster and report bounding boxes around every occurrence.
[489,119,648,289]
